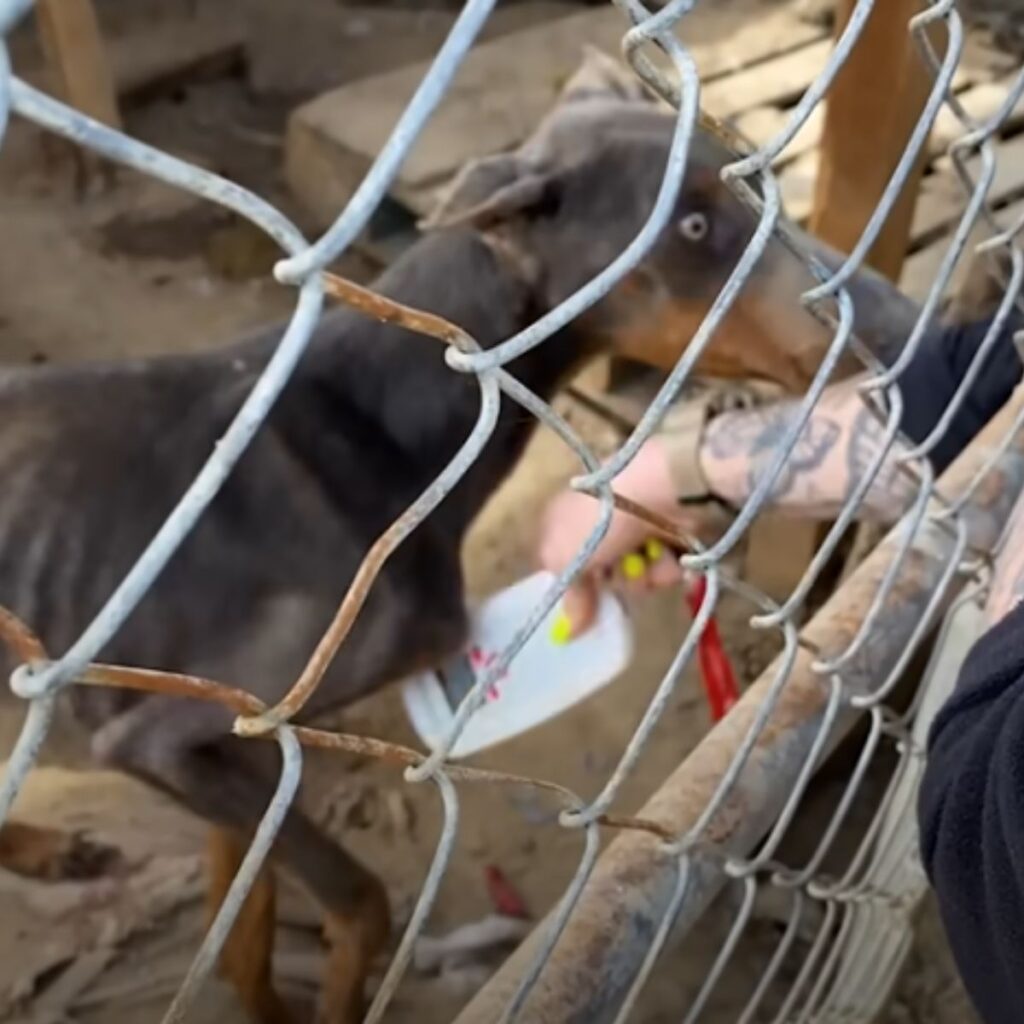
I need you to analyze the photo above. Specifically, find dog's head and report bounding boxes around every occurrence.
[422,49,860,392]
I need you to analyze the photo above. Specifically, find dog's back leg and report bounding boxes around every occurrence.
[207,825,291,1024]
[93,696,389,1024]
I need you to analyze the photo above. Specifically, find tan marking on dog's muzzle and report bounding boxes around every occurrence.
[603,238,864,392]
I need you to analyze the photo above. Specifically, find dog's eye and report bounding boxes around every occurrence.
[679,212,709,242]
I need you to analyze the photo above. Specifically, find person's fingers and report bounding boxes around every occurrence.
[610,543,683,594]
[555,578,599,640]
[538,438,684,579]
[646,550,684,587]
[553,540,688,643]
[620,550,648,582]
[539,493,646,578]
[538,491,604,570]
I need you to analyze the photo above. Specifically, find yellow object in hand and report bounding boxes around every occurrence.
[621,552,647,581]
[550,611,574,646]
[551,538,665,647]
[644,539,664,563]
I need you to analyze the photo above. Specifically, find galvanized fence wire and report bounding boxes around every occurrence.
[0,0,1022,1021]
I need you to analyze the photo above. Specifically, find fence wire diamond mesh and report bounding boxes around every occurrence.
[1,0,1023,1022]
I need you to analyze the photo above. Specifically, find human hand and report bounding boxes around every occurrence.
[537,437,694,638]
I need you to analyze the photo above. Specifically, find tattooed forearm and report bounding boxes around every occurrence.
[699,377,920,522]
[705,404,841,500]
[845,398,921,520]
[985,490,1024,625]
[703,401,843,510]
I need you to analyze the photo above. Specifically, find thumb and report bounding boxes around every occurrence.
[554,578,600,642]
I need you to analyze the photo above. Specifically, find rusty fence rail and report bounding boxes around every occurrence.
[2,0,1024,1021]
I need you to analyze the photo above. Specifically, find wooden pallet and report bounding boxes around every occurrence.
[901,124,1024,306]
[745,39,1022,304]
[283,0,828,226]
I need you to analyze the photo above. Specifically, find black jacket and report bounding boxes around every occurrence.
[904,313,1024,1024]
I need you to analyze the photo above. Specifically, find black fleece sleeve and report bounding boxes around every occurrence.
[910,313,1024,1024]
[919,601,1024,1024]
[895,315,1022,474]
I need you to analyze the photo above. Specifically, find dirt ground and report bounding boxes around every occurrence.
[0,4,978,1023]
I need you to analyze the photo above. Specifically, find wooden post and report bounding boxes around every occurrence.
[34,0,120,191]
[35,0,121,129]
[809,0,935,278]
[745,0,936,606]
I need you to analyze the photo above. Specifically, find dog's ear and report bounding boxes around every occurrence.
[419,49,650,232]
[419,153,551,231]
[558,46,651,106]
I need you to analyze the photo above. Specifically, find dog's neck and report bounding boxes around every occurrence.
[478,227,543,297]
[273,228,594,536]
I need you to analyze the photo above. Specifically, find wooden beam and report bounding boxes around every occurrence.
[35,0,121,129]
[808,0,936,279]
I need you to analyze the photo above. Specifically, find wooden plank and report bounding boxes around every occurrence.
[703,39,831,121]
[570,355,613,406]
[714,33,999,230]
[112,17,243,100]
[761,69,1023,226]
[901,194,1024,303]
[732,104,824,167]
[247,2,579,98]
[694,4,825,84]
[779,149,819,223]
[24,16,245,103]
[724,14,990,133]
[931,72,1024,154]
[728,56,982,165]
[900,235,953,304]
[730,106,788,149]
[808,0,935,280]
[778,68,1018,240]
[34,0,120,127]
[911,132,1024,247]
[285,3,825,224]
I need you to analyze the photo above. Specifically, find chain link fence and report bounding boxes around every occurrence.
[2,0,1024,1020]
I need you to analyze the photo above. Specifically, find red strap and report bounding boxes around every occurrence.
[685,574,740,721]
[484,864,529,919]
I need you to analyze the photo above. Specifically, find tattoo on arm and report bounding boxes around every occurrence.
[705,403,841,501]
[750,412,840,499]
[845,399,920,521]
[845,401,879,492]
[701,380,922,521]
